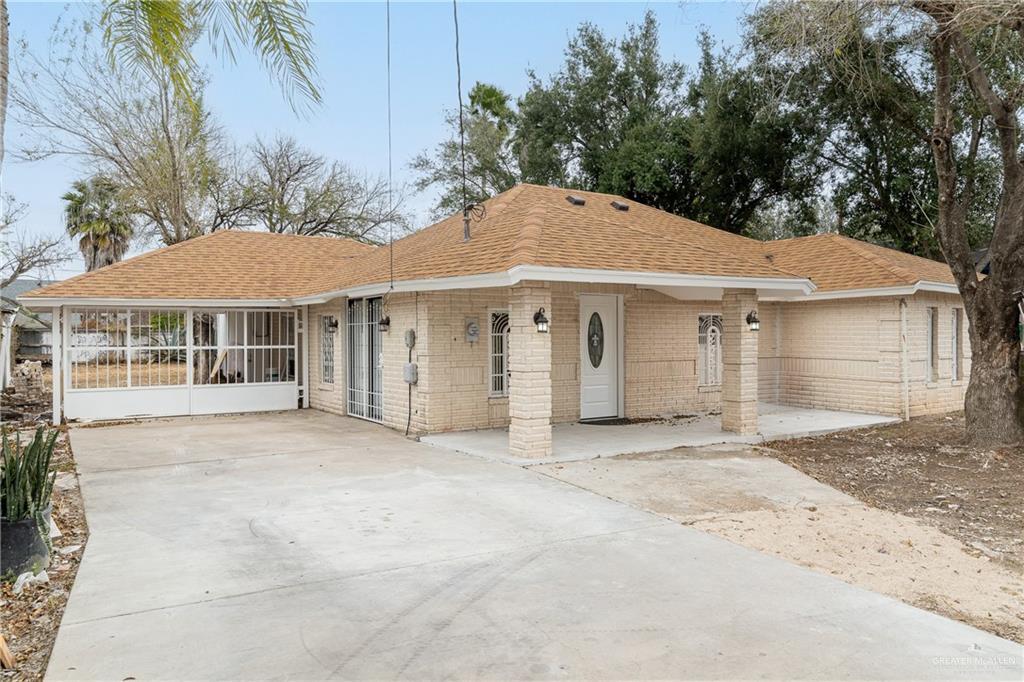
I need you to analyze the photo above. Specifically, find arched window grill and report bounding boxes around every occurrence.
[698,314,723,386]
[490,311,510,396]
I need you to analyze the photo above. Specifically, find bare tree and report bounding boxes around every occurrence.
[1,0,9,168]
[1,195,69,290]
[11,18,255,245]
[754,1,1024,446]
[246,135,406,243]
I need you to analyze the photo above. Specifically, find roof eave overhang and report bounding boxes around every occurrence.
[762,280,960,302]
[16,296,300,308]
[294,266,817,304]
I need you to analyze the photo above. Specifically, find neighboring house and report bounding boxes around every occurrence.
[2,279,56,358]
[20,184,969,458]
[2,279,56,389]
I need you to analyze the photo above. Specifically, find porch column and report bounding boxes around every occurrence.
[721,288,758,434]
[508,282,552,458]
[51,306,62,425]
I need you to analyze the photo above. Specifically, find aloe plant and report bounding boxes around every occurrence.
[1,426,59,522]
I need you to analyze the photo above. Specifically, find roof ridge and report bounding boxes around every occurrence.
[832,235,918,284]
[543,202,802,280]
[510,201,548,267]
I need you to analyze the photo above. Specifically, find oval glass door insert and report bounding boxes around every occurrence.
[587,312,604,368]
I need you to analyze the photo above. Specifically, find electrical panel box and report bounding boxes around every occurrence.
[404,329,416,349]
[403,362,418,385]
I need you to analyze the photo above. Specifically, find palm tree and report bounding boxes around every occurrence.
[62,177,134,271]
[1,1,321,169]
[100,1,321,114]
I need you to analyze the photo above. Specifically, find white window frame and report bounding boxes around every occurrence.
[951,307,962,381]
[698,313,723,387]
[926,307,939,382]
[320,314,336,385]
[489,310,510,397]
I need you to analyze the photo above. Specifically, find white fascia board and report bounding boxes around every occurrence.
[17,297,299,308]
[295,267,816,303]
[764,280,961,302]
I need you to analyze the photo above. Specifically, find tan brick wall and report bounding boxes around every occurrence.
[508,282,553,458]
[403,283,726,433]
[316,286,970,436]
[721,289,759,434]
[379,292,429,434]
[903,293,971,416]
[762,293,969,417]
[308,300,346,416]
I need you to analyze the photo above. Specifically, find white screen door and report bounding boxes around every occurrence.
[579,294,619,420]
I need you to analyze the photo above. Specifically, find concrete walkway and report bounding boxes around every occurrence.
[422,402,899,464]
[49,411,1020,680]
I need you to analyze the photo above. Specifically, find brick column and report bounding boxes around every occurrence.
[508,282,552,458]
[721,288,759,434]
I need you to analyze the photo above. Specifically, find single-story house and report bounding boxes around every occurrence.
[20,184,969,458]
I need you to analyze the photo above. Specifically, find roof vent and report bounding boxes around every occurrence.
[566,194,586,206]
[611,200,629,211]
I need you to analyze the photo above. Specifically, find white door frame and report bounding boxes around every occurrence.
[579,293,624,420]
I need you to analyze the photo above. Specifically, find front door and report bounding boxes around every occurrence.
[579,294,619,420]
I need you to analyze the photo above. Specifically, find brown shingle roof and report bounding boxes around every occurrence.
[22,184,959,302]
[763,233,957,292]
[23,231,374,300]
[313,183,803,293]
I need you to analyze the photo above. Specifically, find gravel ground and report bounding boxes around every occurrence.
[1,426,89,681]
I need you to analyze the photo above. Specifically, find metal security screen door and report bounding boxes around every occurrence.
[347,297,383,422]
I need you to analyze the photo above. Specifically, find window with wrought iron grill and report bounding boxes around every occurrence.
[490,311,510,396]
[320,315,336,384]
[698,314,723,386]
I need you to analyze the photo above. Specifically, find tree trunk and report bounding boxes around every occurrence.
[964,328,1024,447]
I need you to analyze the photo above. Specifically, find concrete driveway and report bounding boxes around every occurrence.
[49,411,1021,680]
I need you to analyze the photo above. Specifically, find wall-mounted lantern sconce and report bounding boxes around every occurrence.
[534,307,550,333]
[327,318,340,333]
[746,310,760,332]
[378,316,391,333]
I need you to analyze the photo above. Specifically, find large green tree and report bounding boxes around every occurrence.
[414,14,820,234]
[756,0,1024,446]
[411,82,522,219]
[62,176,134,271]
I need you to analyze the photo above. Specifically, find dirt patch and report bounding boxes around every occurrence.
[1,425,89,681]
[536,437,1024,645]
[765,412,1023,571]
[692,505,1024,644]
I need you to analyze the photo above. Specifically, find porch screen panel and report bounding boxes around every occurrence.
[193,310,296,385]
[68,308,189,389]
[67,309,129,389]
[131,309,188,386]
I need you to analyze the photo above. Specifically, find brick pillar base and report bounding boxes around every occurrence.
[509,282,552,458]
[722,288,759,435]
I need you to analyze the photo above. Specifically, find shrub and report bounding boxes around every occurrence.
[1,426,59,522]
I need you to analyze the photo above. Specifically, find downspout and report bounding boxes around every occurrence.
[899,298,910,421]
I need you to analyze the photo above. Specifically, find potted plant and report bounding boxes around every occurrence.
[1,426,58,578]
